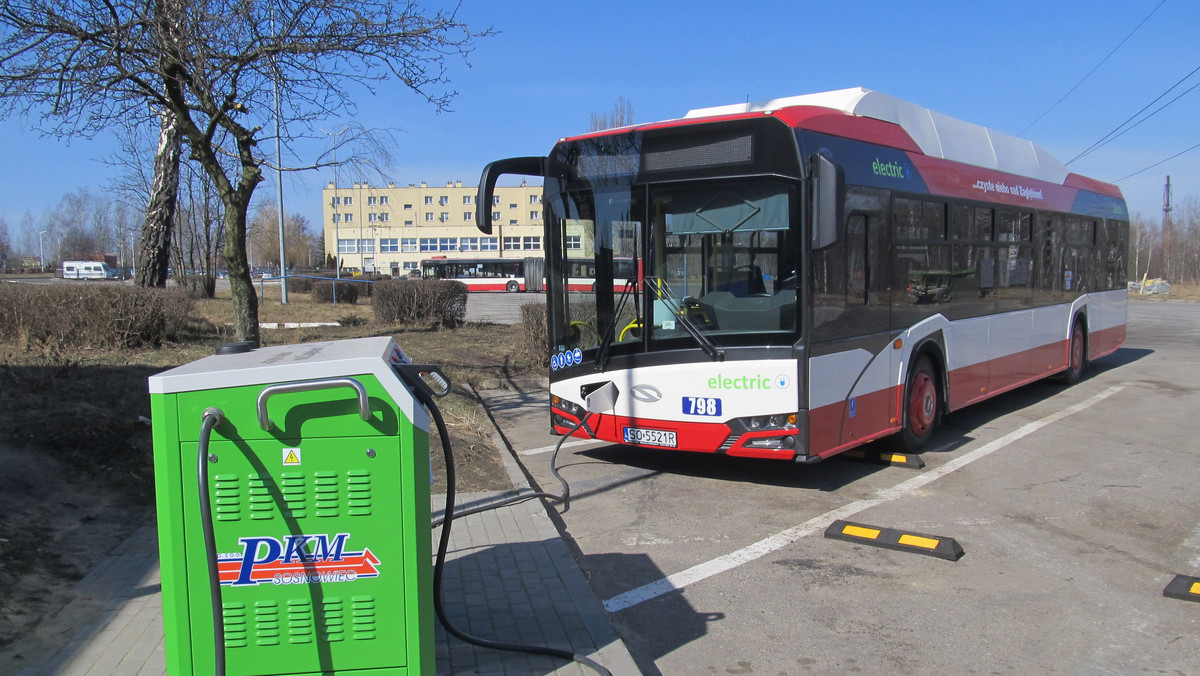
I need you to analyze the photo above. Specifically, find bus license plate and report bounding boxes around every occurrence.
[623,426,677,448]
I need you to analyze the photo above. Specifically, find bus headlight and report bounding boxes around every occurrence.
[736,413,797,432]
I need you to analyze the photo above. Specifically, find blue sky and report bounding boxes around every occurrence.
[1,0,1196,241]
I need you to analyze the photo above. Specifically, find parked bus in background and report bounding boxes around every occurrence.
[565,258,636,292]
[475,88,1127,462]
[62,260,119,280]
[421,256,543,292]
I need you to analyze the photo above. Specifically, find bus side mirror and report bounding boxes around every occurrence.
[475,157,547,235]
[812,152,844,250]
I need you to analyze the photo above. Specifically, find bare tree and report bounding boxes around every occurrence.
[249,202,316,271]
[590,96,635,131]
[0,0,493,343]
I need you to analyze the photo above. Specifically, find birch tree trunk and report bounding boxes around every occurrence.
[135,106,182,288]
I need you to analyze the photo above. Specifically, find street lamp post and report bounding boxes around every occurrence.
[322,126,349,306]
[37,230,47,273]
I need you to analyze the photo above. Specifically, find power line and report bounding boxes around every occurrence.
[1072,78,1200,162]
[1114,141,1200,183]
[1019,0,1166,136]
[1067,62,1200,165]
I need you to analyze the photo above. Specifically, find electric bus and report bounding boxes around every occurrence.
[474,88,1128,462]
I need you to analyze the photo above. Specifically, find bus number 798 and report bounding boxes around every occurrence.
[683,397,722,417]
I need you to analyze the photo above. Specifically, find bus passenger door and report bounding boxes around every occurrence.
[808,201,894,455]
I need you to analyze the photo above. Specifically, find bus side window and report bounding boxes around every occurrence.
[811,212,868,342]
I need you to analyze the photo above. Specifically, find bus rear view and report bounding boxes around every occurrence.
[476,88,1127,463]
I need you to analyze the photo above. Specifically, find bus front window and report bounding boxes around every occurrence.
[546,178,797,363]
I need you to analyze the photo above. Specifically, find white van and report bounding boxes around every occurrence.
[62,261,118,280]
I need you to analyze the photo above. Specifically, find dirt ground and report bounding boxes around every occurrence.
[0,322,531,669]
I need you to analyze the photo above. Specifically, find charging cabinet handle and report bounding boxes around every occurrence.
[257,377,371,431]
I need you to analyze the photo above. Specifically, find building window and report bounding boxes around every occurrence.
[523,236,541,250]
[343,196,353,206]
[338,239,356,253]
[481,237,499,251]
[358,239,375,253]
[509,203,517,209]
[368,213,378,223]
[330,196,341,206]
[404,220,414,227]
[439,196,448,206]
[344,213,354,223]
[425,213,434,222]
[380,196,389,205]
[438,237,457,251]
[530,210,540,220]
[529,195,541,204]
[401,238,418,253]
[492,211,501,222]
[509,220,518,226]
[331,213,341,223]
[464,211,474,221]
[440,212,449,222]
[565,235,582,250]
[379,212,390,222]
[419,238,438,252]
[503,236,521,251]
[424,196,433,205]
[463,195,473,205]
[460,237,479,251]
[380,238,399,253]
[402,261,418,270]
[368,196,378,205]
[492,195,500,205]
[404,203,413,210]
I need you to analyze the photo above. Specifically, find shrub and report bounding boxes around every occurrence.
[518,302,549,368]
[311,279,360,304]
[0,284,194,350]
[372,279,467,328]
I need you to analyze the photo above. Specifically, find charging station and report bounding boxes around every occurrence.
[149,337,436,675]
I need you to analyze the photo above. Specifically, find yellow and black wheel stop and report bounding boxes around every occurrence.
[825,519,964,561]
[1163,575,1200,602]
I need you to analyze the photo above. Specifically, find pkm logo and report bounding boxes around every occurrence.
[216,532,381,587]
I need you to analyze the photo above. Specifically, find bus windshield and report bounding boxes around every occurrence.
[546,176,799,361]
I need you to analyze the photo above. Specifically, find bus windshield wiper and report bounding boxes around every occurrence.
[651,279,725,362]
[594,278,636,371]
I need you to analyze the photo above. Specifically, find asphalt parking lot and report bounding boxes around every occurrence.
[490,301,1200,674]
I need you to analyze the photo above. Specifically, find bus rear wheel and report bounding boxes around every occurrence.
[897,355,939,453]
[506,280,519,292]
[1063,321,1087,385]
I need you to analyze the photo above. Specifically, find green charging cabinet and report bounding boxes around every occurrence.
[149,337,434,675]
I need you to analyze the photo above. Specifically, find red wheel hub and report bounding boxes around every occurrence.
[908,371,937,436]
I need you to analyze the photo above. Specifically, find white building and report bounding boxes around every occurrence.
[322,180,544,276]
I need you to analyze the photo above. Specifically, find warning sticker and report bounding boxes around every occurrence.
[282,448,301,466]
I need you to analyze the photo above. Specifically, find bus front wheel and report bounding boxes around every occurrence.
[897,355,939,453]
[506,280,520,292]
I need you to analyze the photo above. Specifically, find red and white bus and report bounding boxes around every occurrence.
[420,257,540,292]
[475,88,1127,462]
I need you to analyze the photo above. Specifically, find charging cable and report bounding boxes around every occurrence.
[401,371,610,676]
[197,407,227,676]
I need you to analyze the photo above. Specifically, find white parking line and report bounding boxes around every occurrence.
[602,385,1124,613]
[519,438,609,456]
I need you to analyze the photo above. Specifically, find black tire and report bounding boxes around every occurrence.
[1062,321,1087,385]
[506,280,519,292]
[896,355,940,453]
